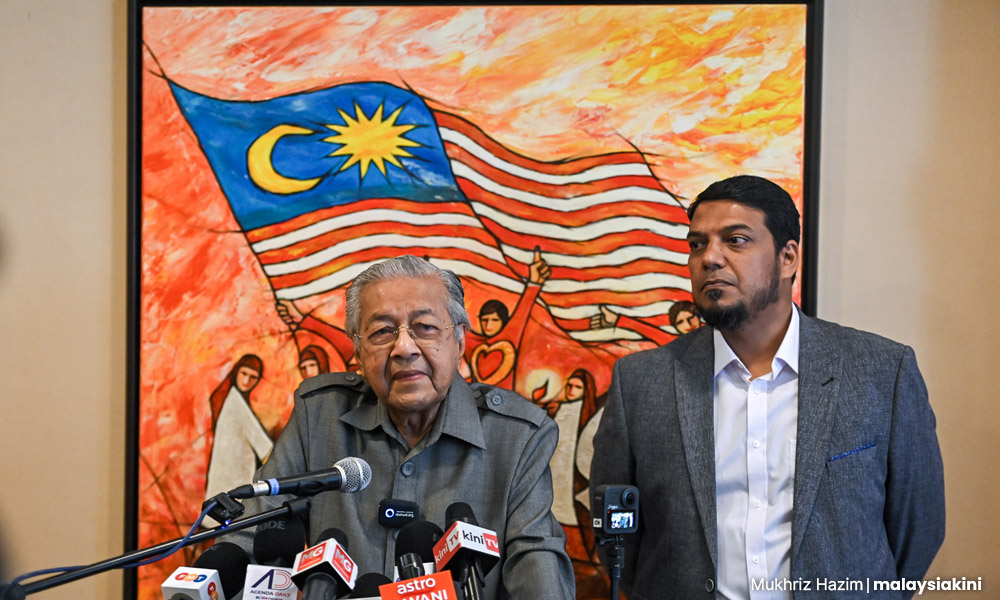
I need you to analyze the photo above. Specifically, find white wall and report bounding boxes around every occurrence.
[0,0,997,597]
[819,0,1000,587]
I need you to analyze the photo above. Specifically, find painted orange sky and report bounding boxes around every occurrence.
[137,5,808,598]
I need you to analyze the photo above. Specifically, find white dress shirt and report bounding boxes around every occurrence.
[714,308,799,600]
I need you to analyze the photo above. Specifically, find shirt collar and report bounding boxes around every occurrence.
[712,305,800,379]
[340,374,487,450]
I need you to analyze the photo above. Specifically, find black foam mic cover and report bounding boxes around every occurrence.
[193,541,251,599]
[349,572,393,597]
[253,516,307,568]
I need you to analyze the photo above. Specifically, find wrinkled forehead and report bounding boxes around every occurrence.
[359,275,450,324]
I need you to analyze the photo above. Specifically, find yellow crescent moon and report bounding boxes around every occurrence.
[247,124,322,194]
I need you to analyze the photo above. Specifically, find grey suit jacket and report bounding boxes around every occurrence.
[590,311,945,599]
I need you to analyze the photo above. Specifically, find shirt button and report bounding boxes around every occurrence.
[752,440,761,449]
[754,499,762,508]
[705,579,715,592]
[401,461,415,476]
[345,373,357,382]
[490,394,502,406]
[751,555,760,564]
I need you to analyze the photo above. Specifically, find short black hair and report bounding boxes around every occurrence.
[479,299,510,325]
[688,175,800,251]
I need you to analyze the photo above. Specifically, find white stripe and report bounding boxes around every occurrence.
[251,208,483,253]
[503,243,688,269]
[543,272,692,294]
[431,259,524,294]
[451,162,679,211]
[569,328,644,342]
[472,201,689,243]
[274,257,527,301]
[441,126,654,184]
[262,234,506,277]
[548,300,683,321]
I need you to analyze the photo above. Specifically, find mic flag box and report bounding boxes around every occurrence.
[161,566,222,600]
[379,571,457,600]
[243,564,298,599]
[432,521,500,573]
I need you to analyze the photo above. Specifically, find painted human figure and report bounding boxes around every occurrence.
[297,344,330,380]
[277,299,357,370]
[590,297,702,346]
[465,249,550,389]
[204,354,274,503]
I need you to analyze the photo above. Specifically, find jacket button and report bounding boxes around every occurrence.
[401,462,415,476]
[490,394,502,406]
[705,578,715,592]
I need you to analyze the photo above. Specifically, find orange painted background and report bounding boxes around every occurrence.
[136,5,808,599]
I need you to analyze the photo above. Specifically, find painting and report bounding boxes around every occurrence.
[127,2,822,598]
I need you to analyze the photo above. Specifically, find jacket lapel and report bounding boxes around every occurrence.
[675,330,719,566]
[791,313,842,563]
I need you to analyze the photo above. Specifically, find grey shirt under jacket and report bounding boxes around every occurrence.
[226,371,575,600]
[590,310,945,599]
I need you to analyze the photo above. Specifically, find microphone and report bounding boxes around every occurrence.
[192,542,251,600]
[160,566,224,600]
[291,528,357,600]
[394,519,444,581]
[243,516,307,599]
[229,457,372,499]
[433,502,500,600]
[347,572,392,598]
[253,515,308,567]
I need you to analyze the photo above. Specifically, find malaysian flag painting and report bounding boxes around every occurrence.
[134,5,811,599]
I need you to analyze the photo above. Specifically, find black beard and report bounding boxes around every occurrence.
[699,300,751,332]
[696,261,781,333]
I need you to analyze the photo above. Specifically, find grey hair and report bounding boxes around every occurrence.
[345,255,471,347]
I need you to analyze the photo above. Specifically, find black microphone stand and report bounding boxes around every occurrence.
[597,534,624,600]
[7,498,310,597]
[458,558,486,600]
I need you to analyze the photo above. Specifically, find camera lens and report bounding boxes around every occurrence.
[622,489,637,507]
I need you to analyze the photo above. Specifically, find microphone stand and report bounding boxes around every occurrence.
[10,498,310,597]
[597,534,624,600]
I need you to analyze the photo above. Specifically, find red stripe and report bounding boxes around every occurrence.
[445,143,666,198]
[269,245,510,290]
[477,216,691,256]
[257,221,501,265]
[543,287,693,308]
[456,177,690,227]
[246,198,477,243]
[435,111,648,175]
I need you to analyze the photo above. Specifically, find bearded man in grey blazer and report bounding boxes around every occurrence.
[590,175,945,599]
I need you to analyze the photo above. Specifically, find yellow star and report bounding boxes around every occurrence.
[322,103,421,179]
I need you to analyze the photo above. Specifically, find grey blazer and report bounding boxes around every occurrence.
[590,311,945,599]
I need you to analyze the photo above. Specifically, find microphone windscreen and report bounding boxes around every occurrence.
[349,572,392,597]
[445,501,479,527]
[395,519,444,563]
[335,457,373,493]
[314,527,349,550]
[193,542,250,599]
[253,516,307,568]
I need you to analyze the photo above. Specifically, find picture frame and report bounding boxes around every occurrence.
[126,2,823,598]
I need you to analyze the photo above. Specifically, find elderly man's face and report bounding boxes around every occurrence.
[356,275,465,418]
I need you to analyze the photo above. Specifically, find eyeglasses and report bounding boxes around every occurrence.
[354,322,458,348]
